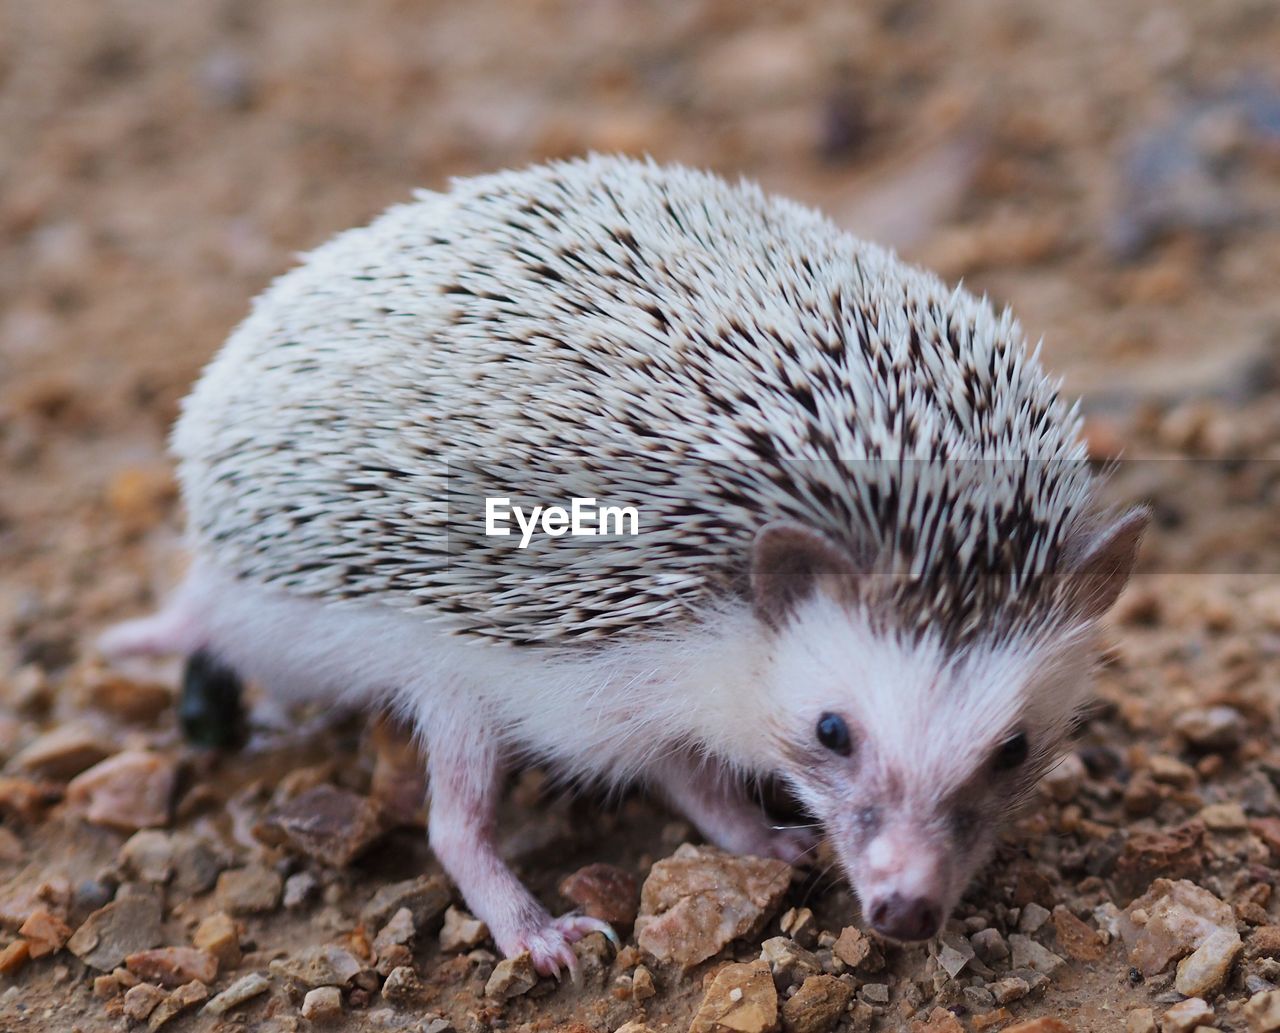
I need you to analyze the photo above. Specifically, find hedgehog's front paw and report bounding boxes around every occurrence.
[510,914,619,979]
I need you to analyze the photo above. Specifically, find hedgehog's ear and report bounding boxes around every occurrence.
[1065,506,1150,621]
[752,522,862,628]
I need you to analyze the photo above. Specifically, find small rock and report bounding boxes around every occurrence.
[149,980,209,1030]
[382,965,422,1002]
[989,976,1031,1004]
[301,985,343,1023]
[66,751,176,831]
[1175,926,1243,996]
[935,931,975,978]
[67,892,163,971]
[1041,753,1087,803]
[216,865,282,914]
[1004,1021,1073,1033]
[283,871,319,909]
[1244,989,1280,1032]
[1052,906,1104,962]
[558,862,640,926]
[859,983,889,1004]
[760,935,822,990]
[963,985,995,1011]
[632,963,655,999]
[1174,706,1244,753]
[1149,755,1198,789]
[375,943,412,977]
[689,959,778,1033]
[10,726,111,781]
[1161,997,1214,1033]
[1120,879,1239,976]
[1253,928,1280,957]
[193,911,240,969]
[373,908,416,956]
[484,952,537,999]
[123,982,167,1021]
[86,674,171,723]
[1009,934,1066,975]
[126,946,218,987]
[361,875,451,932]
[915,1009,966,1032]
[0,939,29,974]
[170,835,228,896]
[18,907,71,957]
[270,944,365,989]
[1125,1008,1157,1033]
[204,972,270,1015]
[1019,902,1052,933]
[413,1016,454,1033]
[439,906,488,952]
[255,784,386,867]
[120,830,174,884]
[780,907,817,947]
[634,844,792,968]
[832,926,873,968]
[971,928,1010,965]
[781,974,852,1033]
[1201,802,1248,832]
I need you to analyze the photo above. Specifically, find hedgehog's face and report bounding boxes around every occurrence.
[750,514,1146,942]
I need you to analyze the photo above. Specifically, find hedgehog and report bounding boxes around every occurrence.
[102,155,1148,976]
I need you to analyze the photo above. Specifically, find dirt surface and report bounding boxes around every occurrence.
[2,1,1280,1031]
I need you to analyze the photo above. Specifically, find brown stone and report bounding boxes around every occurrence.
[832,926,872,968]
[147,980,209,1030]
[67,893,164,971]
[18,907,71,957]
[0,939,29,974]
[689,959,778,1033]
[912,1008,965,1033]
[215,865,282,914]
[1052,905,1104,962]
[10,726,111,781]
[559,863,640,927]
[1251,926,1280,957]
[1115,822,1205,896]
[123,982,166,1021]
[780,974,852,1033]
[439,906,488,952]
[484,952,538,999]
[361,875,451,932]
[1004,1021,1074,1033]
[126,946,218,987]
[86,674,172,723]
[66,750,176,831]
[193,911,240,969]
[254,783,386,867]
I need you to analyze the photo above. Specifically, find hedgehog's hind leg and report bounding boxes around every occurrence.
[423,702,616,978]
[651,751,819,866]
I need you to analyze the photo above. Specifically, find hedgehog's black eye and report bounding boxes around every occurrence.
[816,712,852,756]
[992,731,1029,772]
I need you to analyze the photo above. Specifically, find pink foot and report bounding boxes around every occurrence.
[512,914,619,979]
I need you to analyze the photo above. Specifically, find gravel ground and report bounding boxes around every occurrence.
[2,1,1280,1031]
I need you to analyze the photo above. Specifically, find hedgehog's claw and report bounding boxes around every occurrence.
[517,914,616,981]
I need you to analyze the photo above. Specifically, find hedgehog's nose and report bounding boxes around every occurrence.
[868,894,942,942]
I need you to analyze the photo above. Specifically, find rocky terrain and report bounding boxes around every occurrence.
[2,1,1280,1031]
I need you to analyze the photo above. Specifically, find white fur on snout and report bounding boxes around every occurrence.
[862,828,948,903]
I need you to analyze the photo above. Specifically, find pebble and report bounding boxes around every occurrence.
[632,963,656,999]
[67,892,164,971]
[255,784,386,867]
[1175,926,1243,996]
[216,865,283,914]
[971,928,1010,965]
[382,965,422,1002]
[123,982,166,1021]
[859,982,889,1004]
[558,862,640,926]
[18,907,71,957]
[935,931,975,978]
[1162,997,1214,1033]
[373,907,416,956]
[1008,934,1066,975]
[1121,879,1239,976]
[760,935,822,990]
[989,975,1031,1004]
[170,835,228,896]
[204,971,270,1015]
[913,1006,964,1032]
[1052,906,1104,962]
[85,673,172,723]
[148,980,208,1030]
[193,911,240,969]
[126,946,218,987]
[0,940,29,974]
[1253,928,1280,957]
[283,870,319,909]
[1018,902,1052,934]
[780,974,852,1033]
[1004,1021,1073,1033]
[484,952,537,999]
[634,844,792,968]
[832,926,874,968]
[10,726,111,781]
[270,944,366,989]
[1243,989,1280,1032]
[1125,1008,1157,1033]
[301,985,343,1022]
[439,906,488,952]
[1174,706,1244,753]
[689,959,777,1033]
[1149,755,1198,789]
[119,830,174,884]
[1201,802,1248,832]
[361,875,451,932]
[66,750,176,830]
